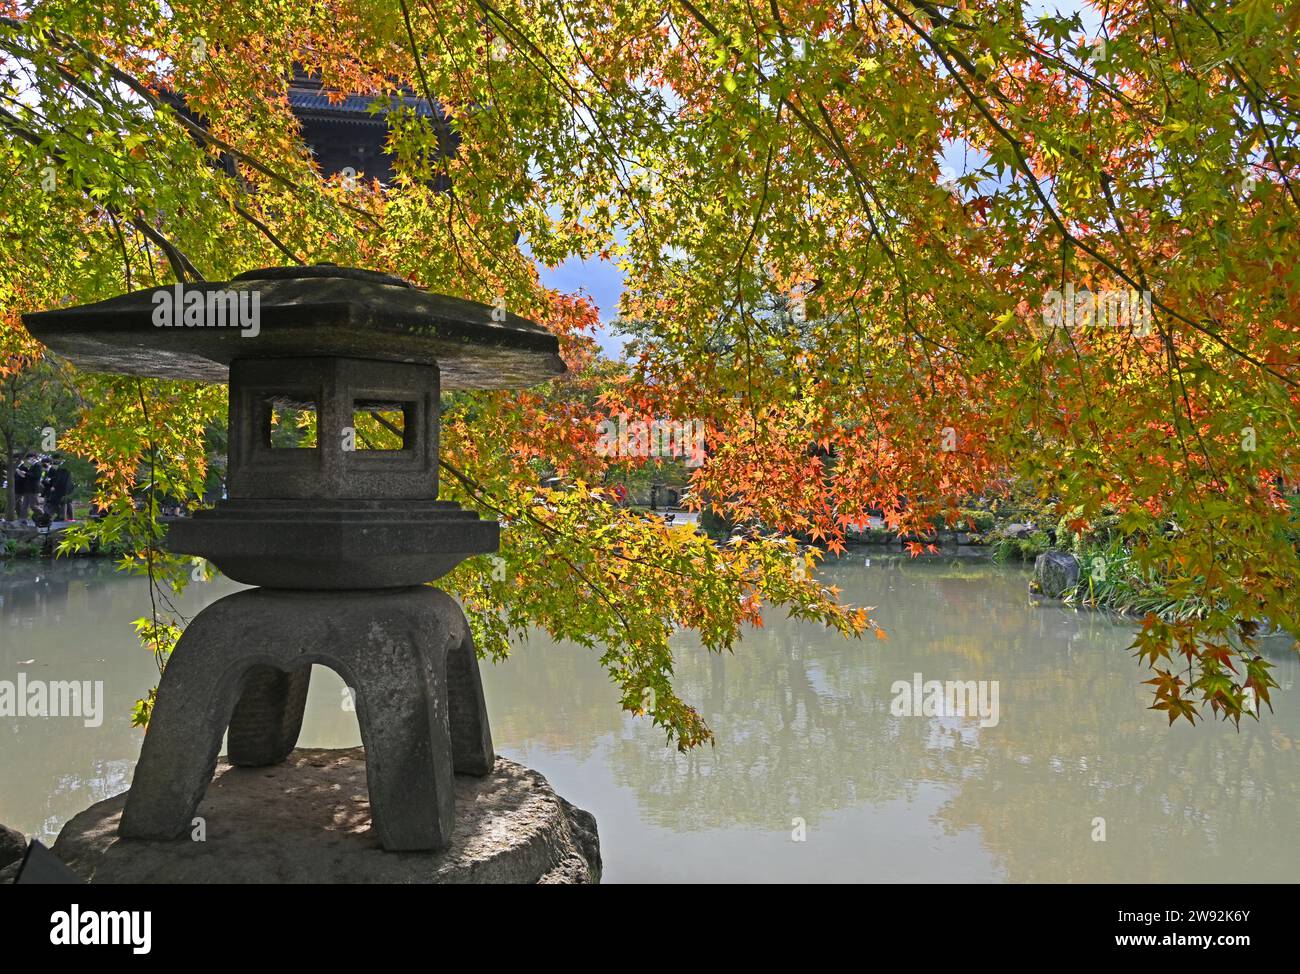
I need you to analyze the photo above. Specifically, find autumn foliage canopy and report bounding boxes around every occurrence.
[1,0,1296,743]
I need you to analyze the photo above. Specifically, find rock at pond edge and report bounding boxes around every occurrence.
[47,748,600,884]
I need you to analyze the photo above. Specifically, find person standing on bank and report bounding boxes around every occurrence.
[44,455,74,522]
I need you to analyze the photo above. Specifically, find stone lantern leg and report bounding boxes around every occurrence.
[122,587,493,850]
[23,265,567,853]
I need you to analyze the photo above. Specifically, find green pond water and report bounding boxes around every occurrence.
[1,553,1296,882]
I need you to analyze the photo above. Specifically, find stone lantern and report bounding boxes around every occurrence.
[23,265,565,851]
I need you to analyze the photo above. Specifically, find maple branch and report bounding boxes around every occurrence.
[876,0,1296,388]
[229,199,304,265]
[436,456,638,639]
[0,103,203,281]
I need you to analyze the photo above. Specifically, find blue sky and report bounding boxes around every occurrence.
[533,250,630,358]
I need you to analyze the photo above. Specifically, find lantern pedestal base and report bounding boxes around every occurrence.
[47,749,601,884]
[118,585,494,851]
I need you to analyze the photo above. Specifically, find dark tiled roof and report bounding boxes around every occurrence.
[287,88,444,120]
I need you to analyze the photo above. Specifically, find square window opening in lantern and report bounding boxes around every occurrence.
[352,400,412,451]
[265,397,318,448]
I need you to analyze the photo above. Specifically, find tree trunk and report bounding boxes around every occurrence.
[4,437,14,522]
[4,376,15,521]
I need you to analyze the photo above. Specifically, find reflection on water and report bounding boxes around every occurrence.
[1,555,1296,882]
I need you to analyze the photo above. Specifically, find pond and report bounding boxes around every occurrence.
[1,553,1297,882]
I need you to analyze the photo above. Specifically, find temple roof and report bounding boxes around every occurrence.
[287,81,446,122]
[161,70,457,181]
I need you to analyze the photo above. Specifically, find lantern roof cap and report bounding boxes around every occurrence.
[21,264,566,390]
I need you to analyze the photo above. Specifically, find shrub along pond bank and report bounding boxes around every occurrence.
[0,520,130,560]
[984,509,1293,638]
[834,501,1293,640]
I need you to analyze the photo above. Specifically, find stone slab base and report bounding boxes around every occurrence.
[48,748,600,884]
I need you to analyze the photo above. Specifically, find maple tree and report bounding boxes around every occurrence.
[0,0,1295,743]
